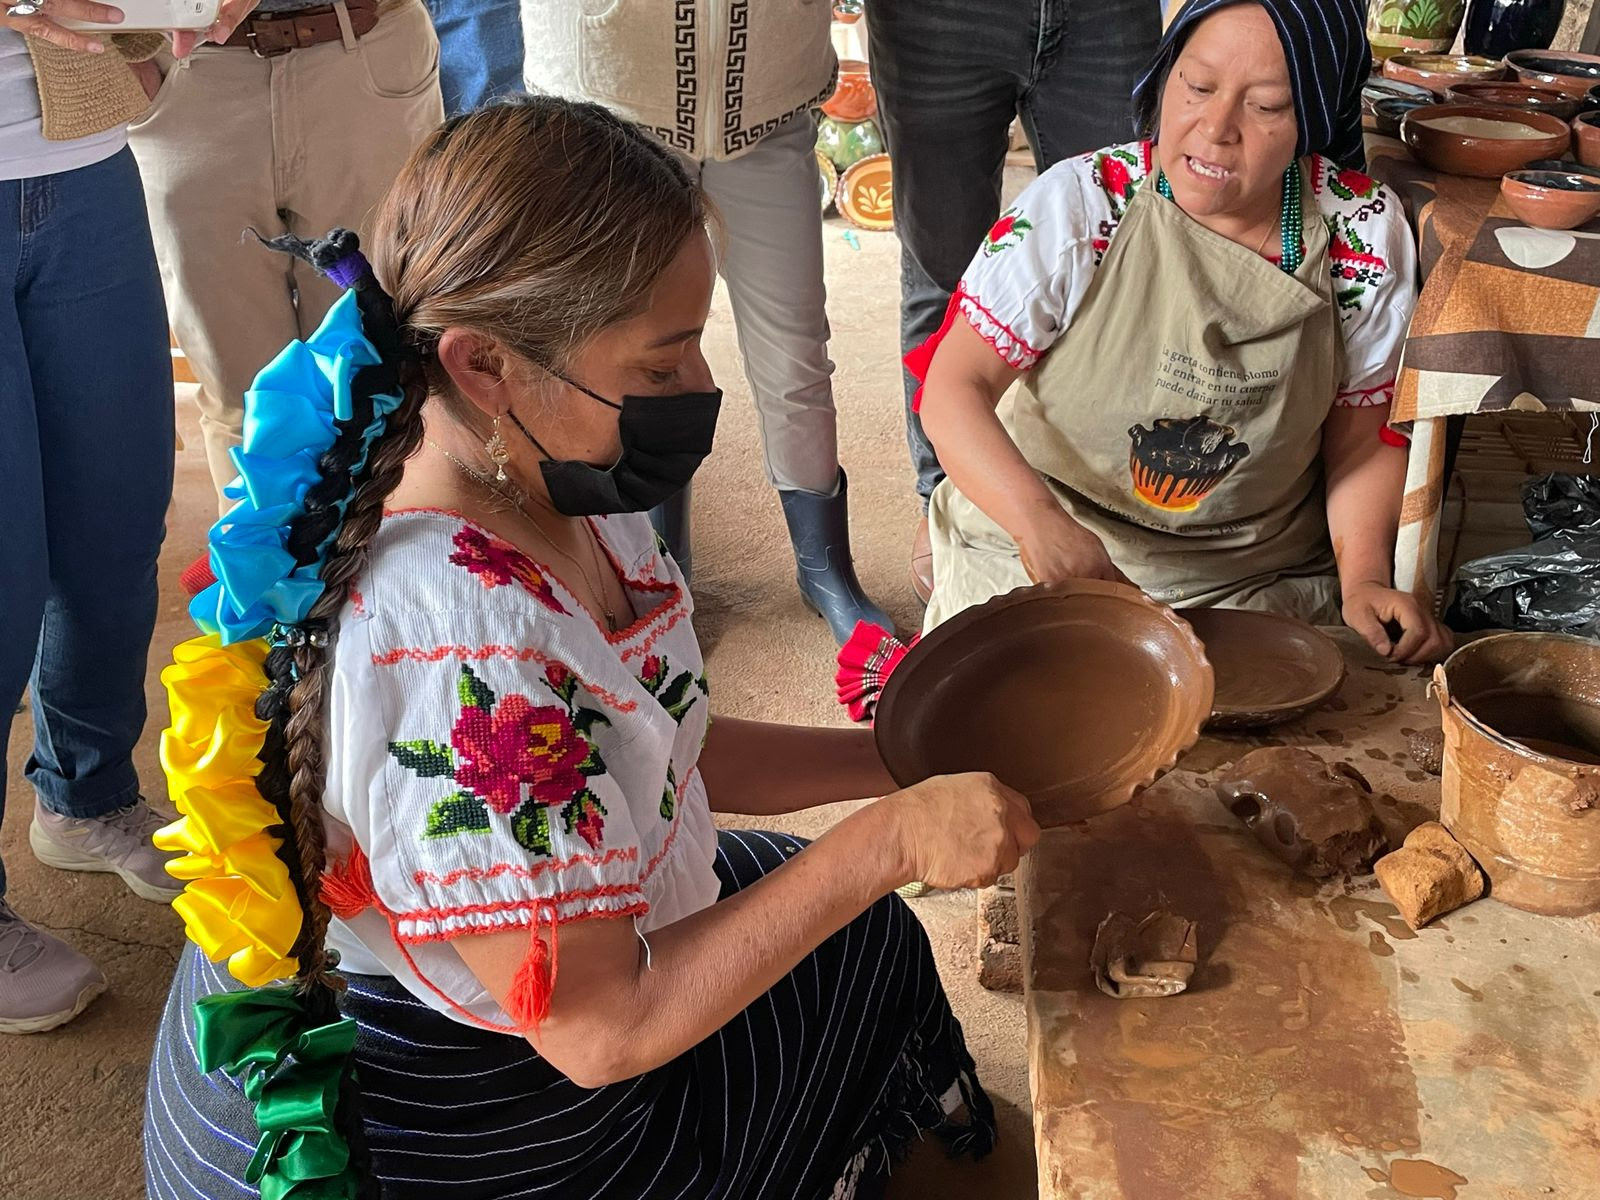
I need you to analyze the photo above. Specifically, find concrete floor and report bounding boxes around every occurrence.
[1,211,1039,1199]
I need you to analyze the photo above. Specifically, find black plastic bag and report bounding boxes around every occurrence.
[1447,473,1600,638]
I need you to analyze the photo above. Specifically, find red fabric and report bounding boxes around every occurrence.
[1379,423,1410,448]
[835,621,917,724]
[179,554,216,597]
[904,291,966,414]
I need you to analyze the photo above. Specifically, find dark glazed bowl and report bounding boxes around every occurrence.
[1501,169,1600,230]
[1384,53,1508,95]
[1506,49,1600,100]
[1401,104,1571,177]
[1373,96,1437,137]
[1444,81,1581,122]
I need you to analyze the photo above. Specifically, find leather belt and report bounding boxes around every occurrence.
[224,0,379,57]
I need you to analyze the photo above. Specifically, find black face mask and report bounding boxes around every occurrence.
[509,375,722,517]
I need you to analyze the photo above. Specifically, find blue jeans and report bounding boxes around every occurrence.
[0,148,174,896]
[426,0,524,115]
[866,0,1162,505]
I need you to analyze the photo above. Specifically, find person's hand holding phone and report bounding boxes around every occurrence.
[170,0,254,56]
[2,0,124,53]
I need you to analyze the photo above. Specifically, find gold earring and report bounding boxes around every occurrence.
[485,414,511,483]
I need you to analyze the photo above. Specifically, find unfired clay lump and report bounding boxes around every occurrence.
[1215,747,1388,878]
[1375,821,1486,930]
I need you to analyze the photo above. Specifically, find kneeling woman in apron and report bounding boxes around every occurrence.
[914,0,1452,666]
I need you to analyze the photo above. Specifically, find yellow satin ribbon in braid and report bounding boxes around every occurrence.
[154,634,302,987]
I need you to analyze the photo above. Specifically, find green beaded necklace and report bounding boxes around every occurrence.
[1155,163,1303,275]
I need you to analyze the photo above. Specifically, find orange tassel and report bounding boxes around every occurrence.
[505,909,558,1033]
[320,842,378,920]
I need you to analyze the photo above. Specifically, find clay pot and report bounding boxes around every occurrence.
[1367,0,1470,58]
[1373,96,1438,136]
[873,580,1214,828]
[1505,48,1600,98]
[1574,111,1600,167]
[835,153,894,231]
[821,59,876,123]
[1179,608,1346,730]
[816,151,838,215]
[1435,632,1600,916]
[1501,168,1600,228]
[1400,104,1570,176]
[1464,0,1568,59]
[1383,52,1507,95]
[1444,81,1580,121]
[815,114,884,169]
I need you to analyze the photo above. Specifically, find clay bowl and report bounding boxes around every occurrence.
[1585,83,1600,115]
[821,58,876,123]
[1372,96,1436,137]
[1444,81,1581,122]
[835,152,894,231]
[1435,632,1600,915]
[1384,53,1507,96]
[1179,608,1347,730]
[816,151,838,214]
[1500,169,1600,230]
[1574,112,1600,168]
[873,580,1214,828]
[1524,158,1600,180]
[1505,48,1600,100]
[1400,104,1571,178]
[1363,75,1435,110]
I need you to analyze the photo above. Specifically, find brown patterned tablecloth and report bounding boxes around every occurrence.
[1365,133,1600,603]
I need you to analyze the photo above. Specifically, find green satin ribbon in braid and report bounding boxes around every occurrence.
[1154,162,1304,274]
[194,988,363,1200]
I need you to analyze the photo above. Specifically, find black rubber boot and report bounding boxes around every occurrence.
[779,469,894,645]
[648,484,693,586]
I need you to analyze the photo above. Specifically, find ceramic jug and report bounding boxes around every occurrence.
[1464,0,1567,57]
[1367,0,1470,58]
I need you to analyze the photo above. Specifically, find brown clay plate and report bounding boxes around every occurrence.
[836,153,894,231]
[1179,608,1346,730]
[874,580,1214,827]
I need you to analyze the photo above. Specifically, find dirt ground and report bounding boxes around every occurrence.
[0,208,1040,1199]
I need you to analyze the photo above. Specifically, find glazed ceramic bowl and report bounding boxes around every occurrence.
[1585,83,1600,115]
[1444,81,1581,121]
[1372,96,1437,137]
[1524,158,1600,180]
[1501,169,1600,230]
[815,114,883,169]
[1178,609,1346,730]
[1574,112,1600,168]
[1506,49,1600,100]
[873,580,1214,827]
[816,151,838,214]
[835,153,894,231]
[1384,53,1507,95]
[1363,74,1436,119]
[821,59,876,122]
[1400,104,1571,177]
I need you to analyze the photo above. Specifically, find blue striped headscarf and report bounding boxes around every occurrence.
[1132,0,1370,171]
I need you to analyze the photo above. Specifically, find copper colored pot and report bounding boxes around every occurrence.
[821,59,876,122]
[1400,103,1570,176]
[1435,633,1600,916]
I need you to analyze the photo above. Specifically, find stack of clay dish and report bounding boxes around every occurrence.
[835,153,894,231]
[1178,609,1346,730]
[1505,48,1600,99]
[1574,112,1600,168]
[1444,81,1581,121]
[1434,632,1600,916]
[873,580,1213,827]
[1500,168,1600,229]
[1383,53,1506,95]
[1400,104,1570,177]
[1372,96,1437,136]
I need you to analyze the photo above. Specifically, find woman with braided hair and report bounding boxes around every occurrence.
[144,96,1037,1200]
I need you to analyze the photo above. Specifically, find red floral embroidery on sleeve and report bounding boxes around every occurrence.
[448,526,569,616]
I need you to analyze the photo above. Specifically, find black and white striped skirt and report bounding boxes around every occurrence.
[145,830,996,1200]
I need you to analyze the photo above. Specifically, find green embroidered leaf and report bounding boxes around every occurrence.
[575,739,608,777]
[561,789,609,849]
[656,671,697,717]
[572,707,612,737]
[1330,178,1355,202]
[389,739,456,778]
[696,674,710,701]
[1336,285,1366,310]
[510,802,552,856]
[659,788,676,821]
[423,790,492,839]
[458,664,496,712]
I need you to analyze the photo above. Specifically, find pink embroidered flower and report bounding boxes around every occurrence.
[1101,155,1131,198]
[573,799,605,850]
[451,694,588,814]
[641,655,663,682]
[546,662,571,691]
[988,214,1019,243]
[449,527,569,615]
[1336,168,1376,197]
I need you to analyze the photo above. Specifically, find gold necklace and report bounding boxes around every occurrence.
[426,438,620,631]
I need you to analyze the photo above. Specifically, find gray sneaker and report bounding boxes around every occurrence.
[0,900,106,1034]
[29,798,183,904]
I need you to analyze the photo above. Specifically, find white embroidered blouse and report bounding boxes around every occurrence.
[321,508,720,1029]
[948,141,1418,408]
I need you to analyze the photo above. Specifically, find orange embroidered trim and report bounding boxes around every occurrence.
[349,588,367,617]
[620,606,692,662]
[393,883,647,943]
[1335,381,1396,408]
[369,644,641,713]
[642,767,697,880]
[413,846,638,889]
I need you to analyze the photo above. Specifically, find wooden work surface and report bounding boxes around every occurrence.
[1017,628,1600,1199]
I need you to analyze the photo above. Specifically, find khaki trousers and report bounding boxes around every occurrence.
[129,0,443,505]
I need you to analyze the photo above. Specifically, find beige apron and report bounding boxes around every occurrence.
[927,167,1344,633]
